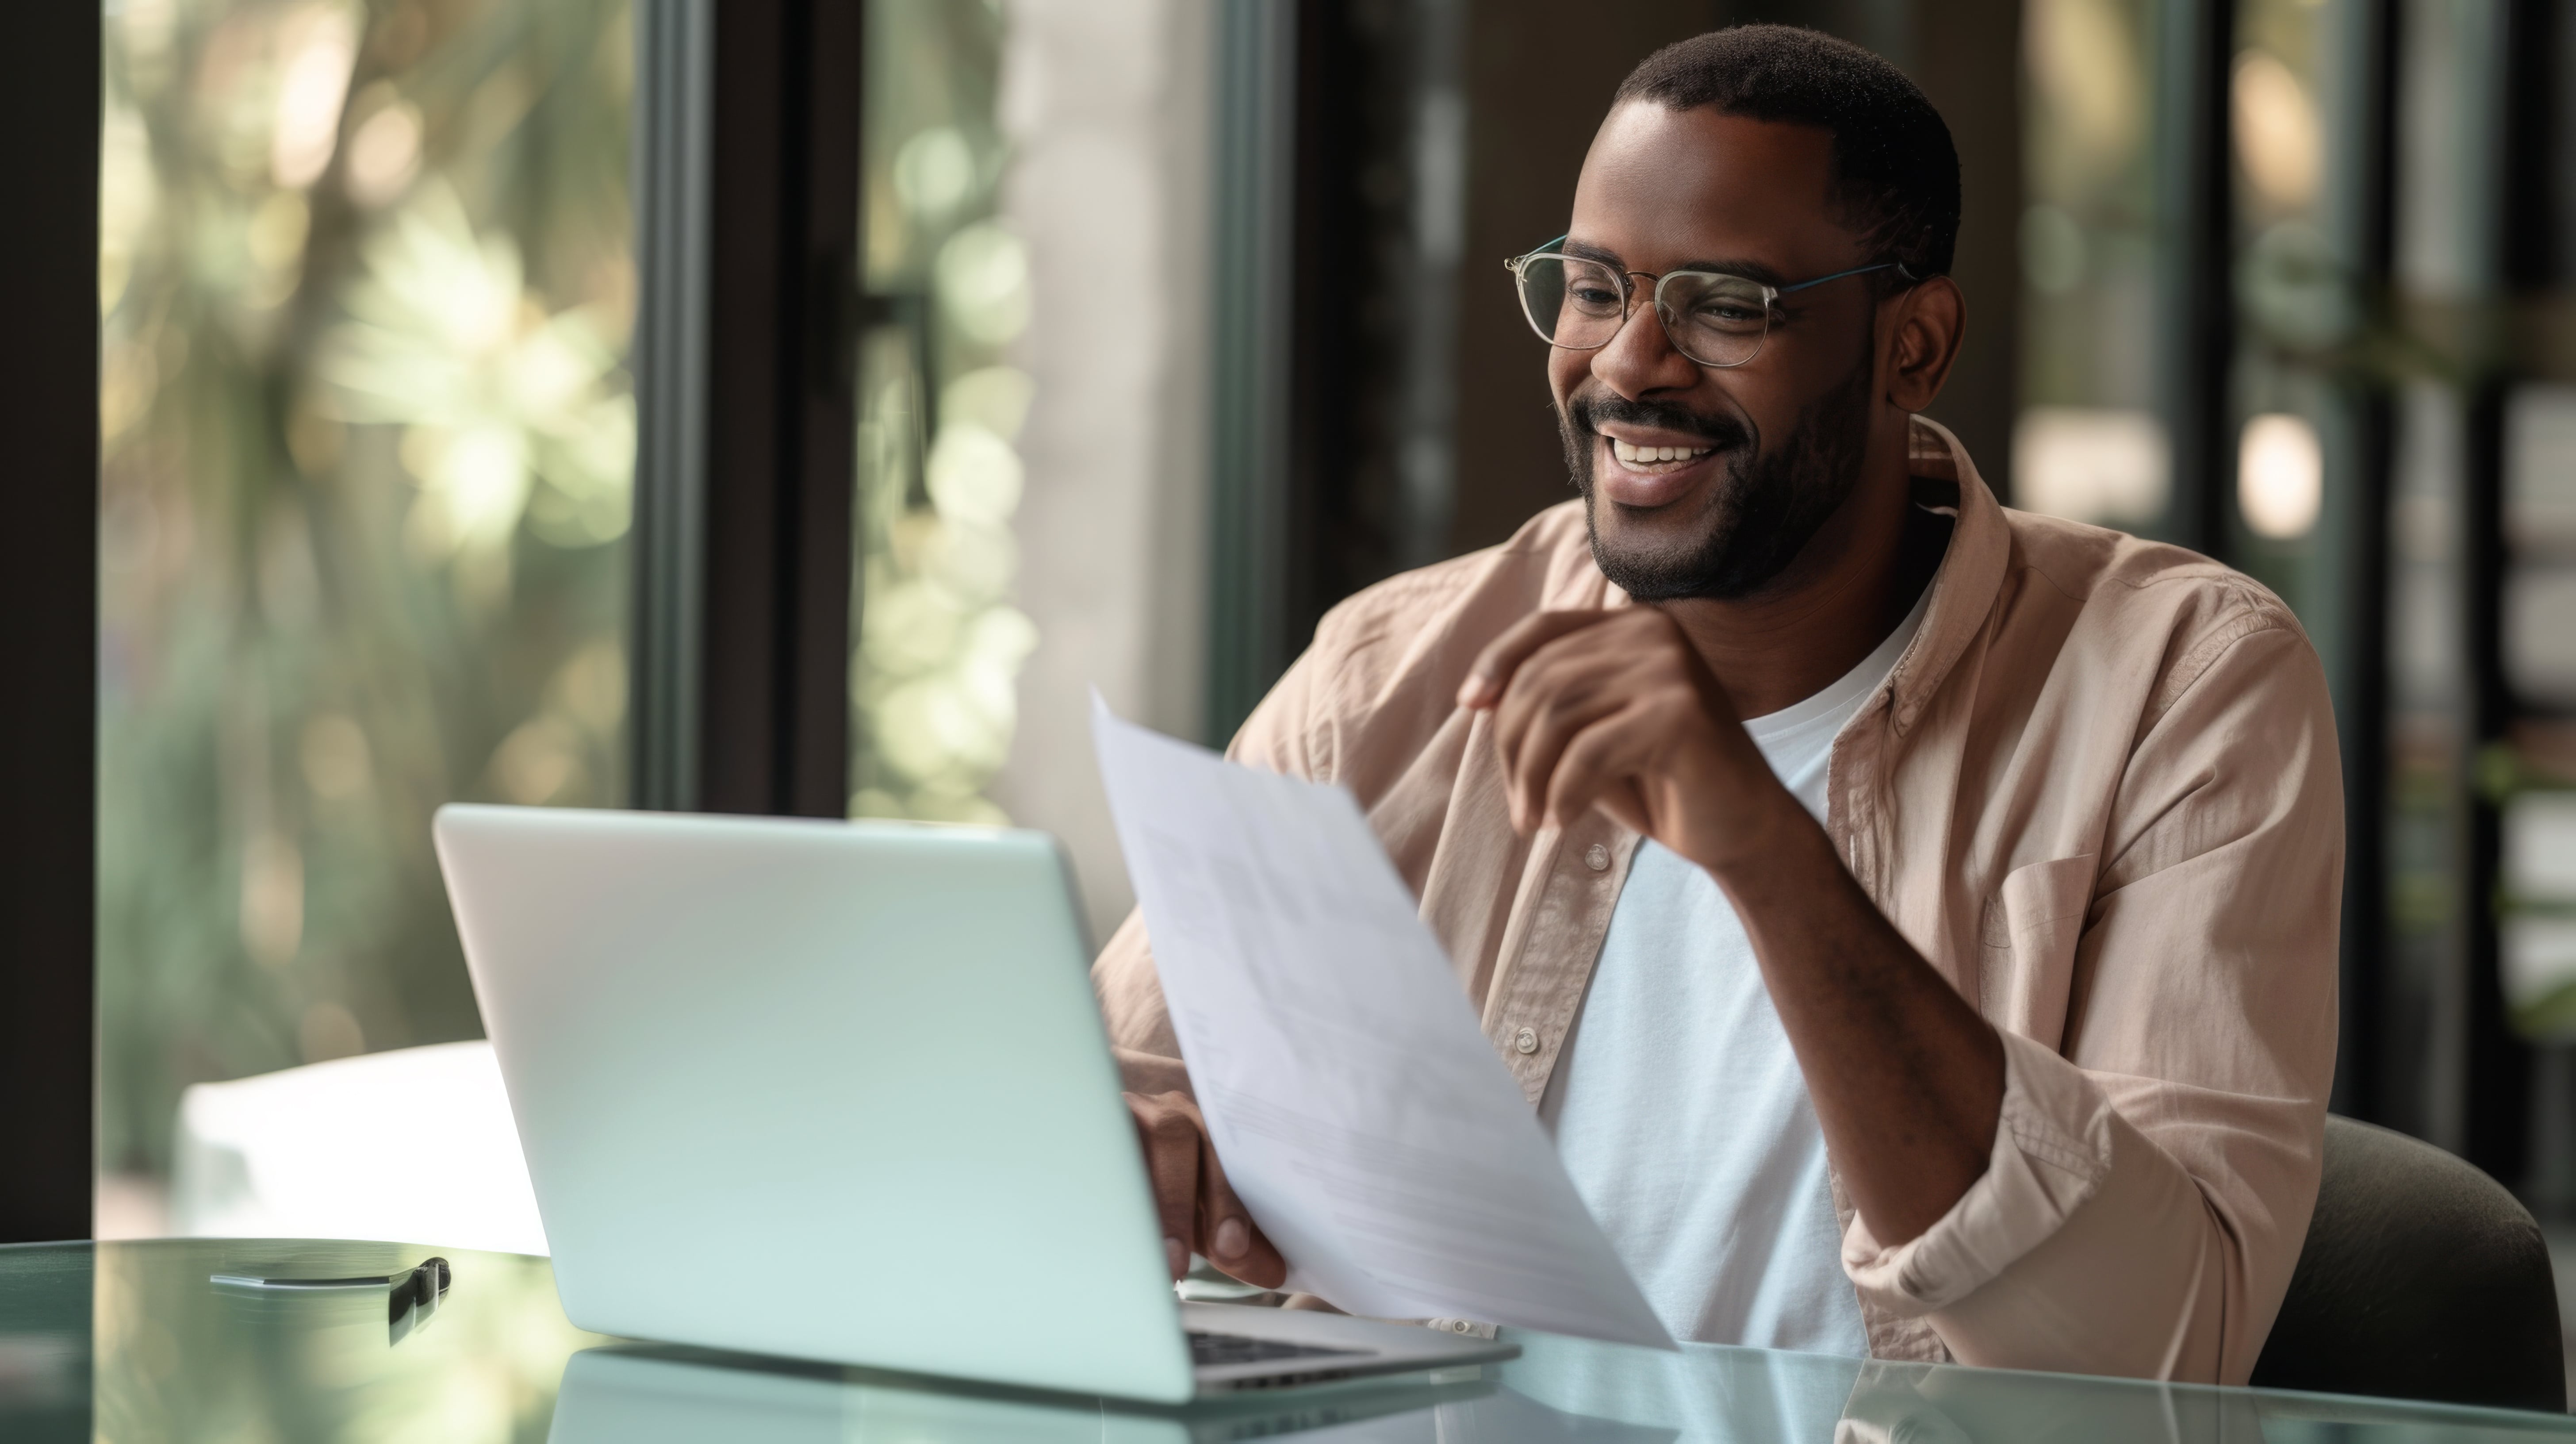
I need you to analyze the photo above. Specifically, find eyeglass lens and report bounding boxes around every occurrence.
[1514,254,1773,367]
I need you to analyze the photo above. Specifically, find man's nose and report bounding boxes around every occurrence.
[1590,293,1700,399]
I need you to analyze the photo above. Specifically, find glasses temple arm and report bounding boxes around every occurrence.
[1774,261,1916,296]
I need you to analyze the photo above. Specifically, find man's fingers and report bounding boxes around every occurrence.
[1487,631,1611,775]
[1128,1092,1287,1289]
[1542,708,1656,832]
[1597,775,1656,838]
[1129,1093,1200,1280]
[1192,1107,1288,1289]
[1457,610,1621,710]
[1487,627,1646,820]
[1500,685,1628,833]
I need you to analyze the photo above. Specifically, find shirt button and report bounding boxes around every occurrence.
[1514,1026,1539,1054]
[1583,843,1610,871]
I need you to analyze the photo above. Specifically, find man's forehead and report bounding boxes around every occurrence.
[1567,104,1854,272]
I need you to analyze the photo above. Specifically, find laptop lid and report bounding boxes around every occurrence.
[434,805,1196,1403]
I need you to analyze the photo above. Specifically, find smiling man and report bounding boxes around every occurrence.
[1098,26,2339,1382]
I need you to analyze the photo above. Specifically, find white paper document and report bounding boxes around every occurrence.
[1091,695,1675,1349]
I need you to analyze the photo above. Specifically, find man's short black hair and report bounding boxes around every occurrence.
[1614,25,1960,280]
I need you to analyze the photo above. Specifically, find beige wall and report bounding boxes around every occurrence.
[993,0,1214,945]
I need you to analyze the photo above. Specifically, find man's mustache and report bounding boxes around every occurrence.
[1565,390,1752,452]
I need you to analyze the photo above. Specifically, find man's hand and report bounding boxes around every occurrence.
[1125,1090,1288,1287]
[1457,603,2005,1248]
[1456,607,1804,872]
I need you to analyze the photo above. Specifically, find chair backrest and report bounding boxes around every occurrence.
[2250,1114,2564,1411]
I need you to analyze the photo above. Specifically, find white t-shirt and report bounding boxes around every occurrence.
[1538,593,1928,1352]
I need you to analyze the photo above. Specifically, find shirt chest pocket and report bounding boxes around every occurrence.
[1977,854,2098,1049]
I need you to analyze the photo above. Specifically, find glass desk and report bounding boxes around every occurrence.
[4,1238,2571,1443]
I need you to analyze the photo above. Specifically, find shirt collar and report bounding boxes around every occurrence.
[1885,415,2010,737]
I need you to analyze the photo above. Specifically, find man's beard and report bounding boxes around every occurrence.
[1560,359,1874,602]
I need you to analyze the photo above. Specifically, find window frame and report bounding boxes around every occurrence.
[0,2,101,1245]
[632,0,867,819]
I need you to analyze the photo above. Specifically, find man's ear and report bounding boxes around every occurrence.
[1882,274,1965,413]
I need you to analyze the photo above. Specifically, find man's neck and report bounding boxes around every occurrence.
[1655,448,1946,722]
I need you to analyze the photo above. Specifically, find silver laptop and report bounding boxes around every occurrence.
[433,805,1515,1402]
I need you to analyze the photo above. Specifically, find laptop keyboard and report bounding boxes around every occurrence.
[1188,1330,1368,1367]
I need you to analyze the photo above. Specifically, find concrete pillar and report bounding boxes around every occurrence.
[993,0,1215,942]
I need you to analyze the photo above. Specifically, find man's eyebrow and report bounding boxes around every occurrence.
[1690,257,1791,287]
[1558,239,1792,289]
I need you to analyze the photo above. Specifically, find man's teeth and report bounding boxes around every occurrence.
[1610,439,1714,465]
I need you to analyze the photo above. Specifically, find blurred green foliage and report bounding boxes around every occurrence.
[98,0,635,1177]
[848,0,1037,825]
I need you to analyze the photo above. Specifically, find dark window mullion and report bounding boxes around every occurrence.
[2327,0,2404,1124]
[2158,0,2240,560]
[2460,0,2561,1180]
[632,0,863,819]
[0,4,101,1244]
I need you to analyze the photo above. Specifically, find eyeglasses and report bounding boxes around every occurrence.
[1503,236,1911,369]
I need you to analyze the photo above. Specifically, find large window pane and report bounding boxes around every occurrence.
[2016,0,2168,529]
[2383,0,2504,1145]
[97,0,635,1215]
[2222,0,2365,614]
[849,0,1033,825]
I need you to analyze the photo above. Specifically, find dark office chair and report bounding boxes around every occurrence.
[2249,1114,2564,1411]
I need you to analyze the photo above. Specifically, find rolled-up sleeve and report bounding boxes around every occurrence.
[1844,618,2342,1384]
[1842,1032,2115,1309]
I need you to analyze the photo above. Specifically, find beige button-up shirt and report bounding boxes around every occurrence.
[1094,418,2340,1385]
